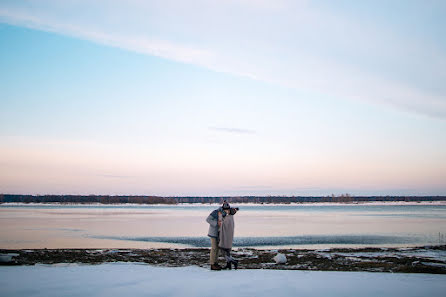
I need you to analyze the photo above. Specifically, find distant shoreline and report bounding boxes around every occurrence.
[1,201,446,207]
[1,193,446,205]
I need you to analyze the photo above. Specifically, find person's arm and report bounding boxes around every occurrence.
[218,211,223,227]
[206,214,218,227]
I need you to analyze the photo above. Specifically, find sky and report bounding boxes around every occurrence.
[1,0,445,196]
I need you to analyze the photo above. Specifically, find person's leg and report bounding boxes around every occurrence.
[210,237,221,270]
[223,249,232,262]
[210,237,217,264]
[223,248,238,270]
[220,248,232,269]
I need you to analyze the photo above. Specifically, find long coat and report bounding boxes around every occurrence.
[219,214,235,249]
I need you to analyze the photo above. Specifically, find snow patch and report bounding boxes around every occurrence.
[0,253,19,263]
[273,253,287,264]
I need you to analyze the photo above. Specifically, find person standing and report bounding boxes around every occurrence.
[206,203,225,270]
[219,201,238,269]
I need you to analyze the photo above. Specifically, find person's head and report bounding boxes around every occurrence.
[222,200,230,213]
[230,207,239,215]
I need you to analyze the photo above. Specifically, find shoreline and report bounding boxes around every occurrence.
[2,201,446,207]
[1,245,445,274]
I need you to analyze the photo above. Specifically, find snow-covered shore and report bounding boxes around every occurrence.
[1,263,445,297]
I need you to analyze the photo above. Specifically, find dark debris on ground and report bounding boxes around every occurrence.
[1,245,445,274]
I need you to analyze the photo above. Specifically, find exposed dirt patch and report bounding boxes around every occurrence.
[1,245,445,274]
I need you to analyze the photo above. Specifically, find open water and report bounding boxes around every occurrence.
[1,203,445,249]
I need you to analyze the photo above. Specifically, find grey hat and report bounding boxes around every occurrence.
[222,200,230,209]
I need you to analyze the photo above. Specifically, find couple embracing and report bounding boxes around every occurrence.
[206,200,239,270]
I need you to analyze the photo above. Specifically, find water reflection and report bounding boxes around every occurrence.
[1,204,445,249]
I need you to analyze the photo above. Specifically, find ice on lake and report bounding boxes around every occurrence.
[1,263,445,297]
[1,203,446,249]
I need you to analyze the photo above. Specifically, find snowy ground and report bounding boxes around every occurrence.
[1,263,445,297]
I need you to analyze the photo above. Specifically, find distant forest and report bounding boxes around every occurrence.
[1,194,445,204]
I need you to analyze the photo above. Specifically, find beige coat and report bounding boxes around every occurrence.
[219,214,234,249]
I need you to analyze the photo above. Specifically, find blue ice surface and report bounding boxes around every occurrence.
[2,203,446,215]
[1,263,445,297]
[88,234,422,248]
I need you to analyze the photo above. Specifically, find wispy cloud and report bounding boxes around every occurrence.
[209,126,256,135]
[1,1,445,118]
[0,8,214,66]
[236,185,273,189]
[97,174,135,179]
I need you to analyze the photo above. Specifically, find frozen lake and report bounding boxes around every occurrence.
[1,203,446,249]
[1,263,446,297]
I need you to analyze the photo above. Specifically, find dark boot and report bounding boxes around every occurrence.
[224,262,231,270]
[211,264,222,270]
[232,259,238,270]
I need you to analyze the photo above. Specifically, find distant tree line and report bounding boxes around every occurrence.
[0,194,445,204]
[0,194,176,204]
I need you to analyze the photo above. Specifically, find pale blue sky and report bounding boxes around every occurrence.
[1,1,445,196]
